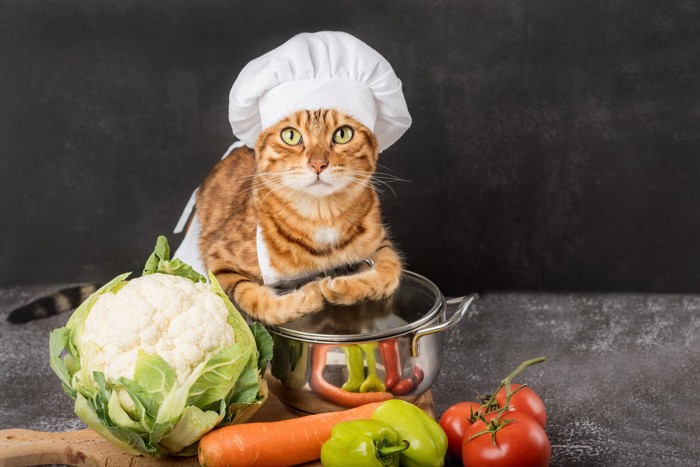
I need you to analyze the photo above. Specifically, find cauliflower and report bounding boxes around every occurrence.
[79,273,234,386]
[49,236,272,457]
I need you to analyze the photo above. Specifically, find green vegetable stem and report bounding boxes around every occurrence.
[372,399,448,467]
[321,419,409,467]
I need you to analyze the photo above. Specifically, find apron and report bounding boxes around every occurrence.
[172,142,371,289]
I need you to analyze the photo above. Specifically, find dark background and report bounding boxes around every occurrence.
[2,0,699,295]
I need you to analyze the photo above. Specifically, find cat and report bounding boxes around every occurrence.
[7,109,402,326]
[197,109,402,324]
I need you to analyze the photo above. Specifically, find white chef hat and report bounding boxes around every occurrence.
[228,31,411,152]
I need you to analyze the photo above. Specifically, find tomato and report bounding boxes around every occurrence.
[439,401,483,457]
[462,411,551,467]
[494,383,547,428]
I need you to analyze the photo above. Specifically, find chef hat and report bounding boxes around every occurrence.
[228,31,411,152]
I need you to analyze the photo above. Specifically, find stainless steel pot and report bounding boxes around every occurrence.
[266,271,478,414]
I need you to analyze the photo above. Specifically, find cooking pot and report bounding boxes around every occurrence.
[266,271,478,414]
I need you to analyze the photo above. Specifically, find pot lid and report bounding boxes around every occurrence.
[266,270,444,342]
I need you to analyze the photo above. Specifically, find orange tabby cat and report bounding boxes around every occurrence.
[196,109,402,325]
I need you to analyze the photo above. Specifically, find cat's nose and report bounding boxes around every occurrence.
[308,159,329,174]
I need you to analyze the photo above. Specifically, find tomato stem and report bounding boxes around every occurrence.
[482,356,547,413]
[504,356,547,383]
[466,416,515,448]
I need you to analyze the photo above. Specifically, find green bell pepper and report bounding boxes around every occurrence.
[321,419,410,467]
[372,399,448,467]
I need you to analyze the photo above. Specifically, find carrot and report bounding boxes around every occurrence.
[198,401,385,467]
[309,344,393,407]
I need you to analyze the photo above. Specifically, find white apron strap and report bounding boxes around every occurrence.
[172,214,207,277]
[256,225,286,285]
[171,141,246,278]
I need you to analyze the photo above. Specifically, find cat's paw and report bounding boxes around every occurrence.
[246,281,325,325]
[320,276,366,305]
[276,281,325,321]
[320,270,401,305]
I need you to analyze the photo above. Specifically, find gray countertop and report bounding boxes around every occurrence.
[1,285,698,466]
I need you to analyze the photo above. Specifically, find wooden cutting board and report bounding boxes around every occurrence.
[0,390,435,467]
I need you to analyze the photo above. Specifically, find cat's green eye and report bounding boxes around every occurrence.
[281,127,302,145]
[332,126,354,144]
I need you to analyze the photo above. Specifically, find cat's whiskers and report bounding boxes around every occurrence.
[239,166,404,203]
[331,169,386,194]
[233,172,293,202]
[375,162,405,177]
[256,178,301,204]
[344,169,409,183]
[237,176,289,203]
[342,169,409,198]
[235,168,296,183]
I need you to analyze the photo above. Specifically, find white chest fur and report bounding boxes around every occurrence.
[314,226,340,246]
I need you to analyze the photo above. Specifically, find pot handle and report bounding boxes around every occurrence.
[410,293,479,357]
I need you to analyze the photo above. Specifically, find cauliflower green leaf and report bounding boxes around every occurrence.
[185,342,252,409]
[143,235,205,283]
[133,350,176,406]
[158,404,225,455]
[251,322,274,374]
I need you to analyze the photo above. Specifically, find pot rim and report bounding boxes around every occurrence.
[265,270,446,343]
